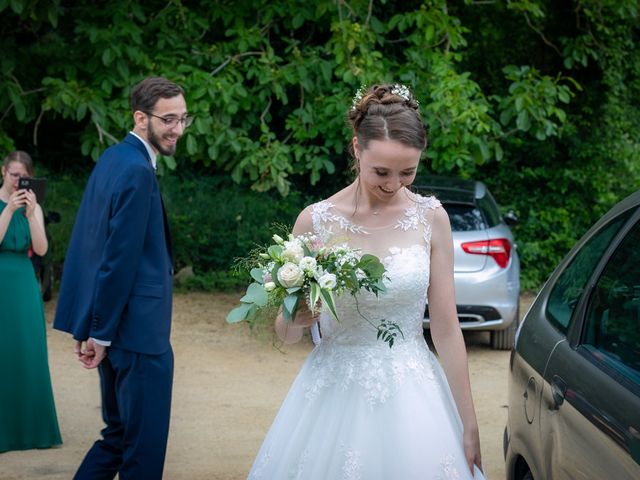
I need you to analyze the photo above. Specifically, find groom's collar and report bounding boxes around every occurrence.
[129,131,157,171]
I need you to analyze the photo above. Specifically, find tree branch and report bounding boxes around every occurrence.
[0,104,14,123]
[210,51,263,76]
[33,108,44,146]
[365,0,373,26]
[523,11,562,56]
[260,97,273,124]
[92,114,118,144]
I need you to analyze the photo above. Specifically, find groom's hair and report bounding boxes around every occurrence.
[130,77,185,113]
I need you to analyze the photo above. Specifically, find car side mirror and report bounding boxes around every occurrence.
[504,210,518,226]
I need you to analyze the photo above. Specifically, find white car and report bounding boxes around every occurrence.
[414,175,520,350]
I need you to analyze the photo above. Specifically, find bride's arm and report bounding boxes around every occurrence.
[427,206,483,474]
[274,207,320,344]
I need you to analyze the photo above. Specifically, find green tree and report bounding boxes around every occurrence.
[1,0,638,288]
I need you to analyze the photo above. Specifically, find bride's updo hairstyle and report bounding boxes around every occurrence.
[348,84,427,165]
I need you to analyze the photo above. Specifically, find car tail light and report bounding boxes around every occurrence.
[461,238,511,268]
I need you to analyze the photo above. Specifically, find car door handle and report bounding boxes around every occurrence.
[551,375,567,410]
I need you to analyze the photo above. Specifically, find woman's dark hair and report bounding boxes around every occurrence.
[3,150,34,177]
[130,76,185,114]
[348,84,427,161]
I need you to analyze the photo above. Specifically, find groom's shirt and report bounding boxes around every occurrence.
[130,131,158,170]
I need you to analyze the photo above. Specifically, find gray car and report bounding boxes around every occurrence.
[414,175,520,350]
[504,189,640,480]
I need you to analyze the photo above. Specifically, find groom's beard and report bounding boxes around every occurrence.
[148,122,177,156]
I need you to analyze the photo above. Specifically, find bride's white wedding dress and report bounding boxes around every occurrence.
[248,194,486,480]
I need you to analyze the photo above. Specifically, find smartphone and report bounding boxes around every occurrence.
[18,177,47,203]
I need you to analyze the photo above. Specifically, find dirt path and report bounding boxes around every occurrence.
[1,292,534,479]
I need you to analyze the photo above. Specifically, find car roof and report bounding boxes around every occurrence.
[412,174,487,205]
[589,189,640,230]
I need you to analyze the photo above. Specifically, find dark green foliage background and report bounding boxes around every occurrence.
[1,0,639,290]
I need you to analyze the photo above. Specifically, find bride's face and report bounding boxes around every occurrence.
[353,138,421,202]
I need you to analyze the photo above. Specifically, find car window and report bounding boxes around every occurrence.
[477,191,502,228]
[546,209,634,333]
[443,204,487,232]
[582,218,640,384]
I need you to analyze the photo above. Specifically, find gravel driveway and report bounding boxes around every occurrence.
[1,292,534,479]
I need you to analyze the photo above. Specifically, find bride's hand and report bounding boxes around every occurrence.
[463,426,483,476]
[291,302,319,327]
[275,302,319,344]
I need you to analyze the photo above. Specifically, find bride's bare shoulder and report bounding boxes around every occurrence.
[293,186,353,235]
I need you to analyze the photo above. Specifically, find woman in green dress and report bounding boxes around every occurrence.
[0,150,61,452]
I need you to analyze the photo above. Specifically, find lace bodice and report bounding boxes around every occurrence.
[305,195,443,408]
[248,195,486,480]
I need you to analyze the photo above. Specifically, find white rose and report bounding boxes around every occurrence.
[318,273,337,290]
[264,281,276,292]
[277,262,305,288]
[298,256,317,273]
[282,240,305,263]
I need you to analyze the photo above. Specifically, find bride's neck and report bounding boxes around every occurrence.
[342,180,411,216]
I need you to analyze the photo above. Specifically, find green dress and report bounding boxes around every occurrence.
[0,200,62,452]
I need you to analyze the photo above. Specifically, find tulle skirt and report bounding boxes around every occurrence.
[248,341,487,480]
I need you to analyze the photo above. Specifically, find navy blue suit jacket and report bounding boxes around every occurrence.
[54,134,173,355]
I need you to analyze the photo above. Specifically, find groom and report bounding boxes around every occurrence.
[54,76,189,479]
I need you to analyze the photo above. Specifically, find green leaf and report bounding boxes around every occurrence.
[370,16,385,34]
[226,303,252,323]
[283,293,299,318]
[163,156,177,170]
[516,110,531,131]
[250,268,264,283]
[240,282,268,307]
[10,0,23,14]
[102,48,113,66]
[358,254,385,277]
[319,288,339,322]
[268,245,283,258]
[310,282,321,312]
[292,13,304,29]
[495,142,504,161]
[186,135,198,155]
[558,89,570,103]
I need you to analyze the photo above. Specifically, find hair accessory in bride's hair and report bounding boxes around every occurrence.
[351,85,368,109]
[351,83,417,110]
[391,84,414,103]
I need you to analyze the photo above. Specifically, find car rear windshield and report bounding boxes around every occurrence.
[477,192,502,228]
[443,204,487,232]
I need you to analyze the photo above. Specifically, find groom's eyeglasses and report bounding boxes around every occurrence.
[146,112,194,129]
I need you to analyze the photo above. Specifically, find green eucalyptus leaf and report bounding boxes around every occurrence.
[283,293,299,318]
[240,282,268,307]
[226,303,252,323]
[250,268,265,283]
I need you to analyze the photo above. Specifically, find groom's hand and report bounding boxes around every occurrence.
[76,339,108,369]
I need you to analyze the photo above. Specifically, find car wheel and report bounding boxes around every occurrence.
[490,306,519,350]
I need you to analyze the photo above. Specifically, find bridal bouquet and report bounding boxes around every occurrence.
[227,232,403,347]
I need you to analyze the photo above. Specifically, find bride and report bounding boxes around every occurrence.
[248,84,486,479]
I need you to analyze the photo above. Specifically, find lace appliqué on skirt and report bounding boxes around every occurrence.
[303,337,440,409]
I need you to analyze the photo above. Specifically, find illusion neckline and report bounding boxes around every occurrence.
[319,200,412,232]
